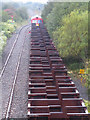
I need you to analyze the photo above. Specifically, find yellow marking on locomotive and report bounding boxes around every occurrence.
[36,23,39,26]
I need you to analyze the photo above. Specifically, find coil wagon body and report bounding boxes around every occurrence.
[27,23,90,120]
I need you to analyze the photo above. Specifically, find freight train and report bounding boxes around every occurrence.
[31,15,43,24]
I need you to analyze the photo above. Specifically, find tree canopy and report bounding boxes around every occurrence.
[41,2,88,89]
[42,2,88,36]
[53,10,88,62]
[2,2,29,22]
[41,2,88,60]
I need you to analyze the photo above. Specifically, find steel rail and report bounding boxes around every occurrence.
[0,25,29,78]
[4,25,30,119]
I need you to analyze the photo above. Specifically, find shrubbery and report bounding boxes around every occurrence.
[0,20,17,53]
[42,2,89,109]
[42,2,88,77]
[53,10,88,63]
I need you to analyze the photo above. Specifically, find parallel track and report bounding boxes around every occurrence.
[1,25,30,119]
[0,25,29,78]
[27,23,89,120]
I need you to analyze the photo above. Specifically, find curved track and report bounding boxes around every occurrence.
[1,25,30,119]
[5,26,30,119]
[0,25,29,78]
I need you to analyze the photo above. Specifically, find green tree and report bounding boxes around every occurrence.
[42,2,88,37]
[16,7,28,20]
[53,10,88,63]
[2,11,10,22]
[41,2,54,23]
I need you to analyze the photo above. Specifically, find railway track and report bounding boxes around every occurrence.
[0,25,29,78]
[27,23,89,120]
[1,25,30,119]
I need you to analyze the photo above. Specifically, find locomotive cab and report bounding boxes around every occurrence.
[31,15,43,24]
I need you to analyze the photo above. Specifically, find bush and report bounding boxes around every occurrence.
[0,20,17,53]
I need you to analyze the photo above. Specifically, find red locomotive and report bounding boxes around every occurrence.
[31,15,43,24]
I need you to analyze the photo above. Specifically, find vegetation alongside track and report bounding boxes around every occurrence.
[42,2,88,86]
[0,1,43,54]
[42,2,89,111]
[0,20,17,53]
[0,2,29,54]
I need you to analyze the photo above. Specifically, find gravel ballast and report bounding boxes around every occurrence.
[1,25,30,119]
